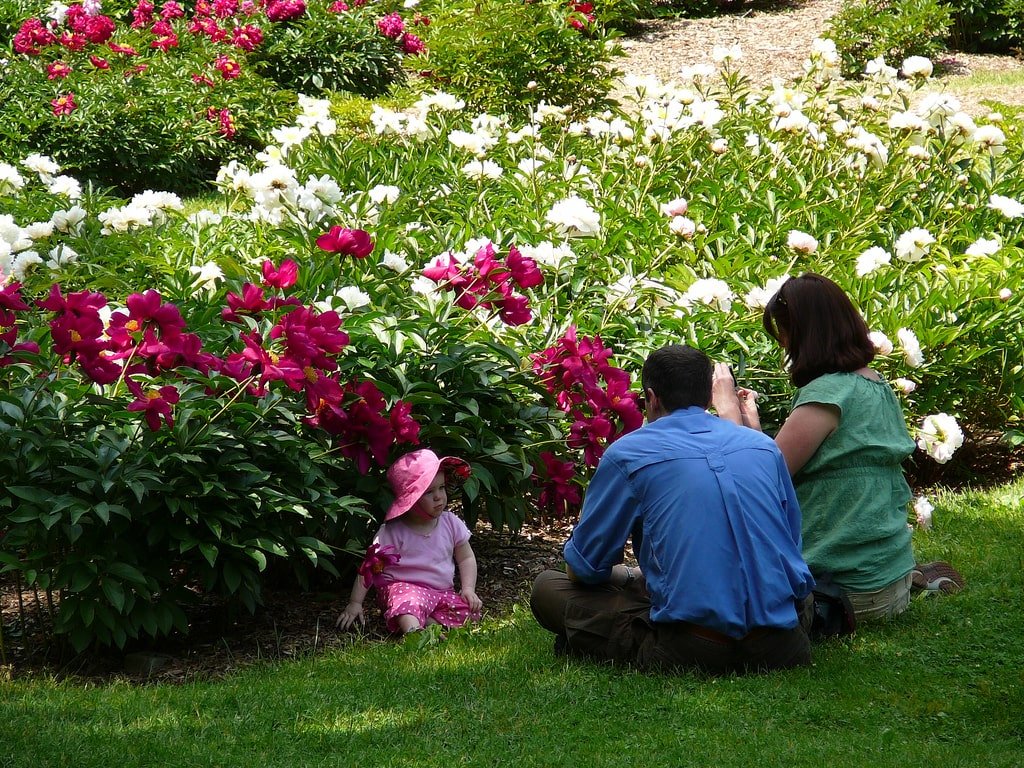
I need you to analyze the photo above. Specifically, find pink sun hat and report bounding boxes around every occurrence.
[385,448,471,521]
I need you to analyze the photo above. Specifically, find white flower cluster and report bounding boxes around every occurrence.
[98,191,182,234]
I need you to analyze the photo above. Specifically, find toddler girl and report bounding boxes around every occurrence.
[336,449,483,635]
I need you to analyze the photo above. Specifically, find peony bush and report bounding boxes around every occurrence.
[2,35,1023,650]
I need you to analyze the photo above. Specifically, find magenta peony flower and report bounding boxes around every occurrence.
[400,32,425,55]
[376,12,404,39]
[316,226,374,258]
[358,543,401,588]
[47,61,72,80]
[266,0,306,22]
[51,93,77,116]
[261,259,299,289]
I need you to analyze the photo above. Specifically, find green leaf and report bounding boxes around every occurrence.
[101,579,126,613]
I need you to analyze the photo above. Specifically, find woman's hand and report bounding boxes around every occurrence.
[336,601,365,631]
[734,387,762,431]
[711,363,744,424]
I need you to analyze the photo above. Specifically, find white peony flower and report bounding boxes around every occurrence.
[189,261,224,293]
[917,413,964,464]
[546,196,601,237]
[679,277,734,312]
[332,286,371,311]
[22,152,61,179]
[25,221,55,240]
[744,274,790,309]
[410,275,443,298]
[972,124,1006,155]
[188,210,223,228]
[46,243,78,270]
[380,250,410,273]
[46,175,82,199]
[988,194,1024,219]
[893,377,917,395]
[965,237,1000,257]
[368,184,400,205]
[0,163,25,195]
[660,197,688,217]
[913,496,934,529]
[868,331,894,355]
[856,246,891,276]
[711,44,743,63]
[51,205,87,234]
[518,241,576,270]
[897,327,924,368]
[787,230,818,254]
[461,160,503,180]
[901,56,933,78]
[669,216,696,238]
[894,227,935,262]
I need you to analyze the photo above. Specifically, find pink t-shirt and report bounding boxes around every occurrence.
[373,510,471,591]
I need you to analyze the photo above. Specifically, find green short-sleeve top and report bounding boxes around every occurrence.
[792,372,916,591]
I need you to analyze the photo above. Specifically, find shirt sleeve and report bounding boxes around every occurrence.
[563,453,640,584]
[444,511,471,547]
[793,374,846,415]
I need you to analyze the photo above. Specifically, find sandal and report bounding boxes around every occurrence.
[910,561,965,595]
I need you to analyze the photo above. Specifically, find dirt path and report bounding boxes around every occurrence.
[615,0,1024,113]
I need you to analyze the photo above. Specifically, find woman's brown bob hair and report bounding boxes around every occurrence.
[763,273,875,387]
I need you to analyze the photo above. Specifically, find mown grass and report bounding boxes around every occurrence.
[1,480,1021,767]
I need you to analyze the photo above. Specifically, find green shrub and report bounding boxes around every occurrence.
[0,12,292,196]
[249,5,406,97]
[947,0,1024,53]
[418,0,622,117]
[827,0,953,77]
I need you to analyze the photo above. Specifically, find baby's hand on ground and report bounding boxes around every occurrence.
[336,601,364,631]
[461,589,482,613]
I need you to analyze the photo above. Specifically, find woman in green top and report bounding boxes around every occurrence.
[713,273,963,622]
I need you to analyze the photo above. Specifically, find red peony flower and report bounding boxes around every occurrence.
[231,24,263,51]
[89,55,110,69]
[214,54,241,79]
[265,0,306,22]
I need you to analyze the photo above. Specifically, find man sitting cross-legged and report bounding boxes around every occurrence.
[531,344,816,675]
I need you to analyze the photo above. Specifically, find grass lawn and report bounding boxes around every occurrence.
[1,480,1021,767]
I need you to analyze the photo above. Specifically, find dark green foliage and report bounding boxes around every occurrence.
[0,361,373,652]
[826,0,953,77]
[250,7,406,97]
[947,0,1024,53]
[418,0,621,117]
